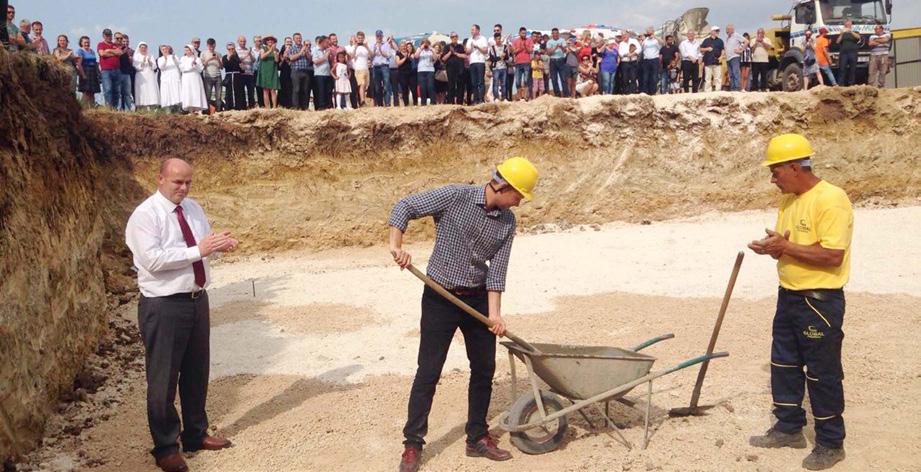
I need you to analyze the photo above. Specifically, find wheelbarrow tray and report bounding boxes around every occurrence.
[502,342,656,400]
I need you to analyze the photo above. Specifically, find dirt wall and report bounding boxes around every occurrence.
[0,51,141,463]
[90,85,921,256]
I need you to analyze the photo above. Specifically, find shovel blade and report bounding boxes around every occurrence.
[668,405,716,417]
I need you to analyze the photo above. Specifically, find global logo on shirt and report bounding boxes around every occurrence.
[796,218,811,233]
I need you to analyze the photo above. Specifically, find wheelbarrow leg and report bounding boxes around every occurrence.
[508,351,517,405]
[591,402,631,449]
[643,380,653,450]
[524,356,548,418]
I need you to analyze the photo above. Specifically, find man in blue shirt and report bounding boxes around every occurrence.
[369,29,394,106]
[700,26,725,92]
[546,28,569,97]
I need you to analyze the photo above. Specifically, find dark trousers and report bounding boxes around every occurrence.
[418,71,435,105]
[290,69,310,110]
[349,73,360,108]
[770,288,846,449]
[446,66,465,104]
[621,61,638,94]
[403,286,496,447]
[838,51,858,86]
[469,63,486,104]
[399,72,416,106]
[681,60,700,93]
[241,74,256,108]
[224,73,246,110]
[549,58,569,96]
[390,68,401,105]
[313,75,332,110]
[641,59,660,95]
[138,292,211,458]
[752,62,770,91]
[203,75,222,111]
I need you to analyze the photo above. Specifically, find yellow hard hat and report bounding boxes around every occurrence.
[762,133,815,167]
[496,156,538,200]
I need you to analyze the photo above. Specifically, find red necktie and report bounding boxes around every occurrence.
[175,205,207,289]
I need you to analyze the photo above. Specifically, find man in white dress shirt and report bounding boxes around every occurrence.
[125,158,238,472]
[679,31,702,93]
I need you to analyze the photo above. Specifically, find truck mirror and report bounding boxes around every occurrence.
[885,0,892,15]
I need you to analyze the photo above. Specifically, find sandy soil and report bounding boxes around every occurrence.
[22,207,921,472]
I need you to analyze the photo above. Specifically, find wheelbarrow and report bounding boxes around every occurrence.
[499,335,728,454]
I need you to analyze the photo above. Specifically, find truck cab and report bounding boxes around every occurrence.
[771,0,893,91]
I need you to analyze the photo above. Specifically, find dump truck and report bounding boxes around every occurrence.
[768,0,894,91]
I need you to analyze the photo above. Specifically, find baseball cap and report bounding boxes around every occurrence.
[102,28,112,35]
[191,37,201,43]
[375,29,384,36]
[711,26,720,31]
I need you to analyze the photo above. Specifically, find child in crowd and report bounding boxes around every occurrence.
[531,52,544,97]
[332,50,352,109]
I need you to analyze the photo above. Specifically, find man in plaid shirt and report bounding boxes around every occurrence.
[389,157,539,472]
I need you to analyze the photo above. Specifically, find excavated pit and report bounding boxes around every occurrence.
[3,49,921,467]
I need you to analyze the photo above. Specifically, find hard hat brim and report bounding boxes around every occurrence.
[761,153,814,167]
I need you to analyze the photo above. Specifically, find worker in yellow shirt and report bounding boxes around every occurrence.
[747,133,851,471]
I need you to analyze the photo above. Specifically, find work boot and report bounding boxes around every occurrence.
[748,427,807,449]
[802,445,845,470]
[465,435,512,461]
[154,452,188,472]
[399,445,421,472]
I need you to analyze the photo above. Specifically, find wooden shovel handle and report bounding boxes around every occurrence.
[406,264,541,354]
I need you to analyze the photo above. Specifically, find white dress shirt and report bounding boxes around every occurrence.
[466,35,489,64]
[680,39,701,61]
[618,38,641,61]
[126,191,212,297]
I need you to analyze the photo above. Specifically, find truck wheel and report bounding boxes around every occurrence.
[782,63,803,92]
[508,391,568,455]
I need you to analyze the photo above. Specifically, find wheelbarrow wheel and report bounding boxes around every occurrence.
[508,390,568,455]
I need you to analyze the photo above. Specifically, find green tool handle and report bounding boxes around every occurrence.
[406,264,541,354]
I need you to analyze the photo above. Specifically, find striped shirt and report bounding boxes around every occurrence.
[388,184,516,292]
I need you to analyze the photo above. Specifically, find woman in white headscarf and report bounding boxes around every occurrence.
[179,44,208,112]
[132,42,160,109]
[157,45,182,111]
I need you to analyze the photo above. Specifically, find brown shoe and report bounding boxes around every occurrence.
[155,452,188,472]
[399,446,421,472]
[185,435,232,452]
[465,435,512,461]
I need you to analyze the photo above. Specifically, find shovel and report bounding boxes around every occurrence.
[669,251,744,417]
[406,264,542,354]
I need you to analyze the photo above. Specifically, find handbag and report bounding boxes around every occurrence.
[435,70,448,82]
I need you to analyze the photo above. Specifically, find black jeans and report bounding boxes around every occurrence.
[621,60,638,94]
[290,69,310,110]
[469,63,486,104]
[838,50,858,86]
[446,66,465,104]
[313,75,332,110]
[138,292,211,458]
[751,62,770,91]
[399,71,416,106]
[418,71,435,105]
[241,74,256,108]
[403,286,496,448]
[681,60,700,93]
[771,288,846,449]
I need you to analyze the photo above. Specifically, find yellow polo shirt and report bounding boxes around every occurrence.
[775,180,853,290]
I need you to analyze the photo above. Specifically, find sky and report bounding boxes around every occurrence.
[16,0,921,50]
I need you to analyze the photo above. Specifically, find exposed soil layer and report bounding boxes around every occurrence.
[86,86,921,256]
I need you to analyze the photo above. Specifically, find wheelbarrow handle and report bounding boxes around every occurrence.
[406,264,542,354]
[673,351,730,371]
[630,333,675,352]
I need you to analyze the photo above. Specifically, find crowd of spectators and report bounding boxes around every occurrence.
[3,4,892,113]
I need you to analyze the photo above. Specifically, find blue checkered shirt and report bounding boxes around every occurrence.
[287,43,309,70]
[388,185,516,292]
